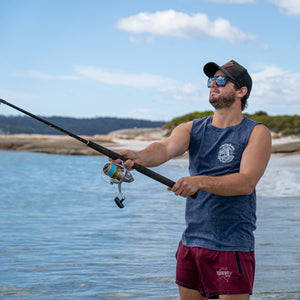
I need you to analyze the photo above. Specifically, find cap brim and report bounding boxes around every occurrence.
[203,62,221,77]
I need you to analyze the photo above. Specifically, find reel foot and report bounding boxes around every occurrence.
[115,197,125,208]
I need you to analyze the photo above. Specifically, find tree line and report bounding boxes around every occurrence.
[0,115,166,135]
[163,111,300,137]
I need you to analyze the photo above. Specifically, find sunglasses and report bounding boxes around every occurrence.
[207,76,239,88]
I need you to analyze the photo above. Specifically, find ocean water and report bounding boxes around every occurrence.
[0,151,299,299]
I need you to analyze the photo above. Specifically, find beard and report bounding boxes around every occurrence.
[209,90,236,109]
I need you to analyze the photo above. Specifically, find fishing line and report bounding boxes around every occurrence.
[0,98,197,207]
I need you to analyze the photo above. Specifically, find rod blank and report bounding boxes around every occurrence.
[0,98,180,190]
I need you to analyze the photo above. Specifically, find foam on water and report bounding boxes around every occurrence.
[257,167,300,198]
[167,154,300,198]
[257,155,300,198]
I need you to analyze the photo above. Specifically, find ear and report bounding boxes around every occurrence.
[236,86,247,98]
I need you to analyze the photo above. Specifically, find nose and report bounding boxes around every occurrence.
[210,78,218,88]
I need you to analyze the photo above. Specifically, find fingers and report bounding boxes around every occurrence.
[108,150,138,171]
[123,159,134,170]
[170,177,198,198]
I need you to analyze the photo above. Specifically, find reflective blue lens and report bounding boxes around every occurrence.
[207,76,228,88]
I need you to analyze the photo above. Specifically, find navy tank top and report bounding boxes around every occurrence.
[181,115,260,251]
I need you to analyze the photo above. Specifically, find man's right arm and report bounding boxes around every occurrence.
[119,121,192,169]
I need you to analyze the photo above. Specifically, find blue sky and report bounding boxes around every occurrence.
[1,0,299,121]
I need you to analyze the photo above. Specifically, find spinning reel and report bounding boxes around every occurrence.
[102,161,134,208]
[1,99,198,211]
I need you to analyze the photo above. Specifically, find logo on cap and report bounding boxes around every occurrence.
[223,61,235,68]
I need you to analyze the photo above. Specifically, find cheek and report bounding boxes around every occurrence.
[223,87,236,98]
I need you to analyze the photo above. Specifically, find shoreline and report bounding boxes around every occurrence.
[0,132,300,156]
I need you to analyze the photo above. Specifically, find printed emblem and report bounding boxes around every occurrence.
[216,267,232,282]
[223,61,235,68]
[218,143,235,163]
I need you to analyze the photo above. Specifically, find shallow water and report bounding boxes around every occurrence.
[0,151,299,299]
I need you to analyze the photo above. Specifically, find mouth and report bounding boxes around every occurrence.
[210,89,219,96]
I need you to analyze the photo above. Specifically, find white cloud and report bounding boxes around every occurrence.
[13,66,202,102]
[251,66,300,107]
[116,10,257,44]
[74,66,177,88]
[268,0,300,17]
[74,65,202,101]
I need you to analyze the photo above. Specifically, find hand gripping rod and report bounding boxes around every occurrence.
[0,98,197,198]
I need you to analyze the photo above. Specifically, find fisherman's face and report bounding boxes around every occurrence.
[209,71,237,110]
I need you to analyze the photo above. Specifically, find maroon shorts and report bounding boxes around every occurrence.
[176,241,255,299]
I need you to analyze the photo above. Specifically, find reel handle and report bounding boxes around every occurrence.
[114,197,125,209]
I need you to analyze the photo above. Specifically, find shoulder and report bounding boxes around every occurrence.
[251,124,271,137]
[248,124,272,148]
[243,115,271,140]
[166,121,193,145]
[171,116,211,137]
[162,121,193,157]
[172,121,193,135]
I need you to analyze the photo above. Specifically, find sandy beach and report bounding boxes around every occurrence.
[0,128,300,156]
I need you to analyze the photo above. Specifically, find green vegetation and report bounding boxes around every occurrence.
[163,111,300,137]
[163,111,213,134]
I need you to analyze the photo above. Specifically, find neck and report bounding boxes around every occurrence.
[211,108,244,128]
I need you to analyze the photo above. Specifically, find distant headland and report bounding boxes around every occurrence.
[1,111,299,155]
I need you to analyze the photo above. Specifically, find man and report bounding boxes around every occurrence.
[116,60,271,299]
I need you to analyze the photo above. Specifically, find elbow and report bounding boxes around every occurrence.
[243,180,256,195]
[245,187,255,196]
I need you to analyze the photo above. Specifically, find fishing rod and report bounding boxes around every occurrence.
[0,98,197,207]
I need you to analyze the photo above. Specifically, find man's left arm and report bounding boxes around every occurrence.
[170,124,272,197]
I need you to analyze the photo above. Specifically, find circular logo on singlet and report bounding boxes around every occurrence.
[218,143,235,163]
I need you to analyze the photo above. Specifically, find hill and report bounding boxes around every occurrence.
[163,111,300,137]
[0,115,166,135]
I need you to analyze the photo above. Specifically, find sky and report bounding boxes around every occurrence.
[0,0,299,121]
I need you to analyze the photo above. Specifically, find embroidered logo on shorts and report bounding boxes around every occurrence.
[216,267,232,282]
[218,143,235,163]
